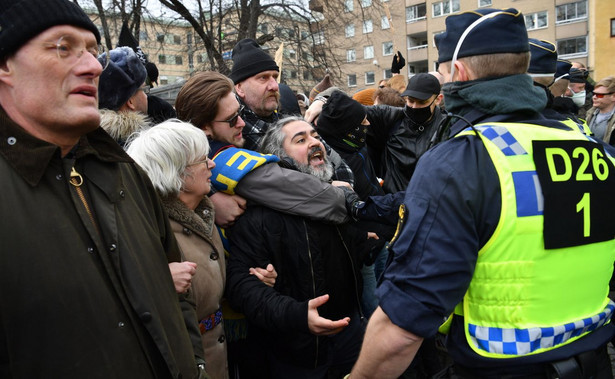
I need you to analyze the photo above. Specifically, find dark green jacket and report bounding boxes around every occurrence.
[0,110,202,378]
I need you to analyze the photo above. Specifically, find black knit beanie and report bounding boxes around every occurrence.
[317,90,366,146]
[0,0,100,60]
[229,38,279,84]
[98,47,147,111]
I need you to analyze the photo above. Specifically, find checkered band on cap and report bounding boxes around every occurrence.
[469,301,615,355]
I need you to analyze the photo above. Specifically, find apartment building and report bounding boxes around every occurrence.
[87,8,320,96]
[312,0,612,94]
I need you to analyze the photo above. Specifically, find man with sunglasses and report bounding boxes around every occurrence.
[586,76,615,145]
[0,0,207,377]
[175,71,355,229]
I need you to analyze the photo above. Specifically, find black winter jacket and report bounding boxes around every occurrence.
[226,205,367,368]
[367,105,445,193]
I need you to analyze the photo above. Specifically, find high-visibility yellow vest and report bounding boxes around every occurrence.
[450,122,615,359]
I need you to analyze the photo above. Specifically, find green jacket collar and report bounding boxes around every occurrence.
[0,108,132,187]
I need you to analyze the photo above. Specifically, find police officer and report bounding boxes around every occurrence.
[349,8,615,379]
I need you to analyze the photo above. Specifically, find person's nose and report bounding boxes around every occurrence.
[78,50,103,77]
[207,158,216,169]
[268,78,279,91]
[236,115,246,128]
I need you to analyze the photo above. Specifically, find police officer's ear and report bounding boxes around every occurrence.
[453,60,473,82]
[434,93,444,106]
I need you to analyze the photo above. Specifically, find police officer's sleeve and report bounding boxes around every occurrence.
[376,135,500,338]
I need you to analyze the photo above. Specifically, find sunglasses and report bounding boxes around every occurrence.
[214,105,244,128]
[593,92,613,99]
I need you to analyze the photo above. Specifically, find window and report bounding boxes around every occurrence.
[302,51,310,60]
[557,36,587,57]
[290,71,297,79]
[348,74,357,87]
[175,56,183,65]
[157,34,181,44]
[346,23,355,38]
[197,54,207,64]
[556,1,587,24]
[314,31,325,45]
[433,0,460,17]
[384,69,392,79]
[288,50,296,59]
[381,16,390,30]
[408,34,428,49]
[478,0,491,6]
[260,24,269,34]
[360,0,372,7]
[364,45,374,59]
[347,49,356,62]
[612,18,615,37]
[363,19,373,34]
[383,41,394,56]
[158,54,166,64]
[303,71,313,80]
[344,0,354,12]
[406,3,426,22]
[525,11,548,30]
[365,71,375,85]
[139,31,148,41]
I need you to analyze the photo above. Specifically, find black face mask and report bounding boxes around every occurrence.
[344,124,368,148]
[403,98,436,126]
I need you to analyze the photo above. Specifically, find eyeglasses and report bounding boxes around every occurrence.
[48,35,109,70]
[214,105,245,128]
[140,85,151,95]
[188,157,211,167]
[593,92,613,99]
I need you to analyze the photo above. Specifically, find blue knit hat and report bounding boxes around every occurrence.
[528,39,557,76]
[0,0,100,60]
[98,46,147,111]
[435,8,529,63]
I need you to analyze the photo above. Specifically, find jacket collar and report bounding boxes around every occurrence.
[0,107,132,187]
[161,195,216,243]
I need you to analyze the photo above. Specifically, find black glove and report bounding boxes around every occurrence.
[391,51,405,74]
[340,187,364,221]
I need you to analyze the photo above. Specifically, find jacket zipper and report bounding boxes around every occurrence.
[336,227,365,322]
[69,166,99,232]
[302,219,319,368]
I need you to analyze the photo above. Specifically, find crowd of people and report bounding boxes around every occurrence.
[2,0,615,378]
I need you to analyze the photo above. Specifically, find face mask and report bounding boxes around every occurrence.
[344,124,368,148]
[571,90,586,107]
[404,103,433,126]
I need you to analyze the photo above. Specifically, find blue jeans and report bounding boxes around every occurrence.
[361,264,378,317]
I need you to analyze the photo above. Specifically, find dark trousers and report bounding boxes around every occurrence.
[267,312,366,379]
[448,344,612,379]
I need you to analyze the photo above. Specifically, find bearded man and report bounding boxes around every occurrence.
[225,116,369,379]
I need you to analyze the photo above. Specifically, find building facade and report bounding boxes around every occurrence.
[312,0,612,94]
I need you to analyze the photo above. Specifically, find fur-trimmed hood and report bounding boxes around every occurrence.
[99,109,151,147]
[161,195,217,245]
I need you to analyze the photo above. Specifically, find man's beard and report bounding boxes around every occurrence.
[286,146,334,182]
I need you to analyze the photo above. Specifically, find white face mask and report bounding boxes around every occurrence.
[571,90,586,107]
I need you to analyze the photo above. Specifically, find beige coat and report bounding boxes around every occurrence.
[163,196,228,379]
